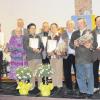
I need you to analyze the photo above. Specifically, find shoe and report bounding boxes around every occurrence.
[66,88,73,95]
[87,94,93,99]
[78,92,87,98]
[50,86,59,96]
[94,88,99,93]
[29,87,40,95]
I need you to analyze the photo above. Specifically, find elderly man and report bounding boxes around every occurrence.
[70,18,97,98]
[11,18,27,36]
[62,20,78,93]
[39,21,50,64]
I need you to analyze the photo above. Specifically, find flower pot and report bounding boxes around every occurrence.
[39,76,54,96]
[16,81,32,95]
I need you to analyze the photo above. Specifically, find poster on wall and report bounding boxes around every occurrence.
[71,15,96,30]
[75,0,92,16]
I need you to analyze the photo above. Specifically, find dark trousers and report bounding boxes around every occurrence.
[63,54,78,90]
[42,57,50,64]
[93,60,99,88]
[0,51,3,88]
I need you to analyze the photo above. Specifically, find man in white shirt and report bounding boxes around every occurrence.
[62,20,78,92]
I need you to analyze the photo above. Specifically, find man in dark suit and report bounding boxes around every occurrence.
[62,20,78,92]
[92,16,100,92]
[39,22,50,64]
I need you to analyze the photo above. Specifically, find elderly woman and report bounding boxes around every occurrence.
[8,28,28,80]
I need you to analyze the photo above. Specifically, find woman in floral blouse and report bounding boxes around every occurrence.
[8,28,28,79]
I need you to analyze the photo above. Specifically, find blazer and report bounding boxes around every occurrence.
[70,29,97,64]
[23,33,43,60]
[92,27,100,61]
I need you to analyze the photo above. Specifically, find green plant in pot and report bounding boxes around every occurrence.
[33,64,54,96]
[16,67,33,95]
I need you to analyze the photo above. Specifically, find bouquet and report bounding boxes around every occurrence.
[55,40,67,56]
[33,64,54,78]
[16,67,32,81]
[76,30,93,45]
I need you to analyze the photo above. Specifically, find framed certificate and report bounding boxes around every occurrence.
[47,40,57,52]
[42,36,47,48]
[29,38,39,49]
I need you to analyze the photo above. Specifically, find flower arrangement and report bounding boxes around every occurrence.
[33,64,54,96]
[16,67,32,81]
[76,30,93,45]
[33,64,54,78]
[16,67,33,95]
[55,41,67,53]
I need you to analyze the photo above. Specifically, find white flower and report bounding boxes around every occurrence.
[16,74,19,76]
[29,75,32,78]
[27,73,30,75]
[21,70,24,73]
[18,76,21,79]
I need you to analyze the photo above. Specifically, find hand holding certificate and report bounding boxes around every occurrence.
[29,38,39,49]
[47,40,57,53]
[42,36,47,48]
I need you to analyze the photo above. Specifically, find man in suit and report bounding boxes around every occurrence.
[70,18,97,98]
[92,16,100,92]
[11,18,27,36]
[62,20,78,92]
[39,22,50,64]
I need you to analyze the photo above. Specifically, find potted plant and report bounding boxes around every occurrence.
[33,64,54,96]
[16,67,33,95]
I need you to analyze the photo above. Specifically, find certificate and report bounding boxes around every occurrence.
[29,38,39,49]
[97,34,100,48]
[47,40,57,52]
[42,36,47,48]
[0,32,4,45]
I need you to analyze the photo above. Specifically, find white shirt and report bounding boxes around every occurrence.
[97,34,100,48]
[67,31,75,55]
[0,32,4,51]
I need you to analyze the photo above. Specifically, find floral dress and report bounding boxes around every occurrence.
[8,35,28,79]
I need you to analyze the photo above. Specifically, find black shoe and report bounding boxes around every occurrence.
[29,87,40,95]
[0,86,2,89]
[66,88,73,95]
[87,94,93,99]
[78,92,87,99]
[50,86,59,96]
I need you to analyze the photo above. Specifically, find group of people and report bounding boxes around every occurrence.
[0,16,100,98]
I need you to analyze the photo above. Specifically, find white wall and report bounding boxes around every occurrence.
[0,0,75,42]
[92,0,100,15]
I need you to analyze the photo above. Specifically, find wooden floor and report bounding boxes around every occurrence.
[0,95,77,100]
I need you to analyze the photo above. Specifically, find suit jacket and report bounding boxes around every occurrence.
[92,27,100,61]
[38,32,49,59]
[70,29,97,64]
[23,33,43,60]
